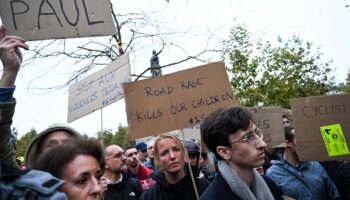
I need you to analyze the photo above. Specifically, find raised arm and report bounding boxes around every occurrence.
[0,25,28,169]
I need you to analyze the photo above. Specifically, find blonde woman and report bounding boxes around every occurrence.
[140,134,209,200]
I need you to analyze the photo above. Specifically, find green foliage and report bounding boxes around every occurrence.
[223,24,334,108]
[97,125,129,149]
[16,128,37,157]
[342,72,350,93]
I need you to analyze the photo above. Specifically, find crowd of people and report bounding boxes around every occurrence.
[1,24,350,200]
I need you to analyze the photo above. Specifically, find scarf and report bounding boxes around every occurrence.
[218,160,274,200]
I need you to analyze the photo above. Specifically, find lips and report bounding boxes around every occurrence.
[257,152,265,159]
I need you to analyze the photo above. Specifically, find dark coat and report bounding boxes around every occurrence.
[200,171,283,200]
[140,172,210,200]
[103,173,143,200]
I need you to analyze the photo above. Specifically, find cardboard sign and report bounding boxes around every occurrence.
[248,107,285,149]
[290,94,350,161]
[67,54,131,123]
[123,61,237,140]
[0,0,116,41]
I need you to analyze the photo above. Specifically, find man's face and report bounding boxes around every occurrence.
[125,148,139,168]
[40,131,74,155]
[225,123,267,171]
[147,145,154,159]
[283,117,290,126]
[105,145,126,173]
[137,148,148,161]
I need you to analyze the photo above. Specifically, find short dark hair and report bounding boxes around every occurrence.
[200,106,252,160]
[32,138,104,179]
[284,125,295,142]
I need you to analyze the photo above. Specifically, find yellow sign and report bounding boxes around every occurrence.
[320,124,349,156]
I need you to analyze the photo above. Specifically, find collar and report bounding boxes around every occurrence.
[106,174,123,185]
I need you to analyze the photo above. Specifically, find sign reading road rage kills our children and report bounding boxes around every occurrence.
[123,61,237,140]
[290,94,350,161]
[0,0,117,41]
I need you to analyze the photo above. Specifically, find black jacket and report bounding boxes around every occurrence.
[104,173,143,200]
[200,171,283,200]
[140,172,210,200]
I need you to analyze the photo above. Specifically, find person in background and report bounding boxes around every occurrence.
[136,142,149,164]
[140,134,210,200]
[125,146,156,190]
[266,126,341,200]
[321,160,350,200]
[33,138,104,200]
[144,138,157,172]
[102,144,143,200]
[199,151,217,182]
[282,115,290,127]
[25,123,81,168]
[200,106,283,200]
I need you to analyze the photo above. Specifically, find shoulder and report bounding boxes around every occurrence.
[263,175,284,200]
[200,171,237,200]
[140,182,160,200]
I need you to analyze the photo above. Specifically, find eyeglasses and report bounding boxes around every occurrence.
[105,152,124,160]
[283,120,289,125]
[229,129,264,146]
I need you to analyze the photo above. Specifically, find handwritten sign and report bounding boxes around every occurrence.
[0,0,116,41]
[67,54,131,123]
[123,61,237,140]
[290,94,350,161]
[248,107,285,149]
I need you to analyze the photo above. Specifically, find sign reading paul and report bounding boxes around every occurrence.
[0,0,116,41]
[123,61,237,140]
[67,54,131,123]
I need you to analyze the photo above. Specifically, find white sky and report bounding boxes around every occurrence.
[2,0,349,138]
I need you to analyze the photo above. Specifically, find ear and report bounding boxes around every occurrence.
[216,146,232,160]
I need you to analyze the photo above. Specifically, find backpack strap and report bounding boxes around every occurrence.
[14,170,65,195]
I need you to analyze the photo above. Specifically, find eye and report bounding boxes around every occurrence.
[160,150,169,157]
[75,177,88,186]
[173,147,181,152]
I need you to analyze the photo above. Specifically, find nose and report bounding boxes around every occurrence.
[255,136,267,148]
[169,150,176,159]
[90,177,103,196]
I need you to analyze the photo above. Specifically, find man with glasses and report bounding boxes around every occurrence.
[102,145,143,200]
[125,146,156,191]
[200,106,283,200]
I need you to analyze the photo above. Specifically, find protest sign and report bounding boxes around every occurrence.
[123,61,236,140]
[0,0,116,41]
[248,107,285,149]
[290,94,350,161]
[67,54,131,123]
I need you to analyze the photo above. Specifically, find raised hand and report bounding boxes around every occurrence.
[0,25,28,87]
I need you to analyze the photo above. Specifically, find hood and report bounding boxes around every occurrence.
[24,123,81,168]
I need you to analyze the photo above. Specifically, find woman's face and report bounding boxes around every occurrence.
[60,155,103,200]
[157,138,184,175]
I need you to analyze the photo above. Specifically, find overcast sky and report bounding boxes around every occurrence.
[2,0,349,138]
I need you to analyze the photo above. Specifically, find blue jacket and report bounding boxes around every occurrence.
[266,159,341,200]
[200,170,283,200]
